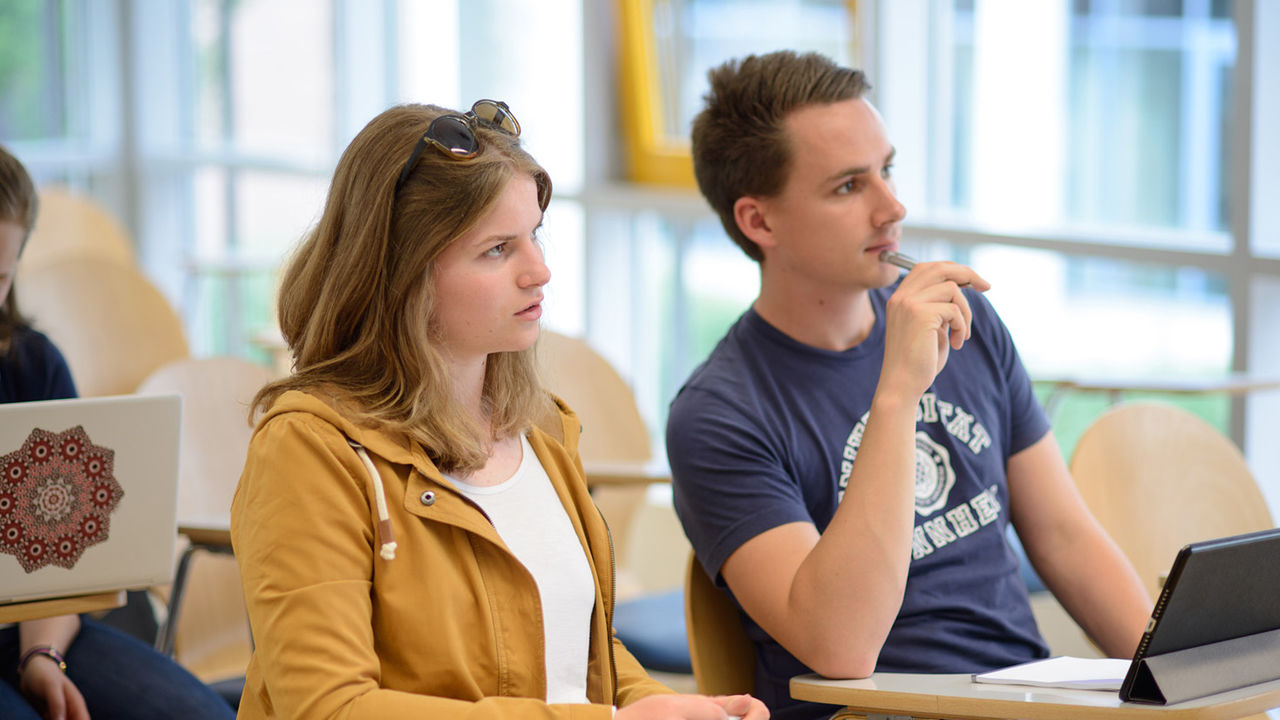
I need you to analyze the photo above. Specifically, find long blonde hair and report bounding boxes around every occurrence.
[254,103,554,473]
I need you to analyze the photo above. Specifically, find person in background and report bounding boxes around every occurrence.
[0,148,74,405]
[666,51,1152,719]
[0,143,236,720]
[231,101,766,720]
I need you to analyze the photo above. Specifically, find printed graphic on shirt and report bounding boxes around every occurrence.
[913,431,955,515]
[838,392,1000,559]
[910,485,1002,559]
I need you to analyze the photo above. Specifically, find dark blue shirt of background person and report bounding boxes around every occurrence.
[0,325,77,403]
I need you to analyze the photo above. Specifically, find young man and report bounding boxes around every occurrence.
[667,51,1152,719]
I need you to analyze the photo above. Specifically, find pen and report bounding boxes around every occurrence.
[879,249,973,288]
[878,249,916,271]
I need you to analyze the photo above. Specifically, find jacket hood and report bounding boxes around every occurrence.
[253,388,582,471]
[253,388,583,562]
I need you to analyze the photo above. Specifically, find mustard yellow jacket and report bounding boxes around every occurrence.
[231,390,671,719]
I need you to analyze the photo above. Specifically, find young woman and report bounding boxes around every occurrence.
[232,102,767,720]
[0,146,235,720]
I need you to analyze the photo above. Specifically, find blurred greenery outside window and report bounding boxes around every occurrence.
[930,0,1235,456]
[0,0,67,141]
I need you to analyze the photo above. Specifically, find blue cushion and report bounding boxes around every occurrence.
[208,677,243,710]
[612,589,692,674]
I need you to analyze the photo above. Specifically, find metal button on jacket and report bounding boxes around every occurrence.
[419,490,436,506]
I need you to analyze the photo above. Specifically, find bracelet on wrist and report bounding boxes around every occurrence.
[17,645,67,675]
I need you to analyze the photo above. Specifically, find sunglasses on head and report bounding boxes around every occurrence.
[394,99,521,195]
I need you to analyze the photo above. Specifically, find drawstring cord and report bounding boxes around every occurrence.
[348,439,398,560]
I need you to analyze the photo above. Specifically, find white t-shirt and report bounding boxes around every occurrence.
[446,435,596,704]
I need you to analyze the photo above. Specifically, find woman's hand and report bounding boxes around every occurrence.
[18,656,90,720]
[709,694,768,720]
[615,692,769,720]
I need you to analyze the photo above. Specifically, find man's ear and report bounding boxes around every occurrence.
[733,196,776,251]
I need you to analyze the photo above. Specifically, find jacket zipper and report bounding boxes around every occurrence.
[446,480,594,701]
[598,504,619,700]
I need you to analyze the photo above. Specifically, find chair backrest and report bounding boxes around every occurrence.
[16,258,189,396]
[684,552,755,696]
[137,356,276,523]
[136,356,276,684]
[537,331,657,594]
[18,186,135,273]
[1069,401,1275,602]
[536,330,652,464]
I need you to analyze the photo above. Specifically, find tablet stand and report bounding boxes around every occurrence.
[1125,627,1280,704]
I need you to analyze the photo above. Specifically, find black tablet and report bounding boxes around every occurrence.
[1120,526,1280,704]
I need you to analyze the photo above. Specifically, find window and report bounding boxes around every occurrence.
[0,1,124,214]
[4,0,1278,515]
[6,0,588,364]
[618,0,859,185]
[938,0,1235,237]
[878,0,1251,458]
[583,0,1280,516]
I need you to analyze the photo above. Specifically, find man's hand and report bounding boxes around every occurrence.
[879,260,990,401]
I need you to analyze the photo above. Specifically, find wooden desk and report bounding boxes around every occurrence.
[178,519,232,548]
[156,520,236,655]
[0,590,126,623]
[583,460,671,487]
[1040,372,1280,416]
[791,672,1280,720]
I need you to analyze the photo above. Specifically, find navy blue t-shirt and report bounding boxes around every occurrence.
[668,284,1051,719]
[1,326,78,403]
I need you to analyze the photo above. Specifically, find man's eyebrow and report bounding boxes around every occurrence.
[823,165,871,184]
[821,147,897,185]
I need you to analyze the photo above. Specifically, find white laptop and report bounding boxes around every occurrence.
[0,394,181,604]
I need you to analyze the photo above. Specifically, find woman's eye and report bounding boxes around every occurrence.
[484,243,507,258]
[837,179,861,195]
[881,164,894,179]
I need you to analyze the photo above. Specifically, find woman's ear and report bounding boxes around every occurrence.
[733,196,775,252]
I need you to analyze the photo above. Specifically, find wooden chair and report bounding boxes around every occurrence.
[17,186,135,274]
[684,554,871,719]
[683,552,755,696]
[536,330,652,461]
[537,331,693,680]
[1070,401,1275,602]
[1073,403,1275,720]
[137,356,276,697]
[536,330,670,594]
[16,258,189,396]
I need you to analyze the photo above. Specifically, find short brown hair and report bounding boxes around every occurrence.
[254,103,554,473]
[691,51,870,262]
[0,143,39,350]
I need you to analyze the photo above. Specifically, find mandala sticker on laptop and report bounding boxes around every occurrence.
[1,426,123,573]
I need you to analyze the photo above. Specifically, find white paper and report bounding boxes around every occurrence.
[972,656,1131,691]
